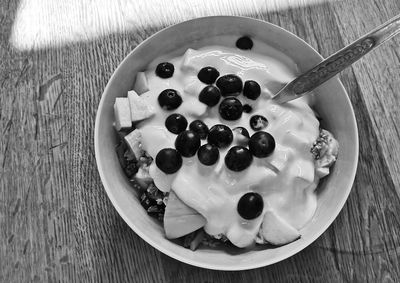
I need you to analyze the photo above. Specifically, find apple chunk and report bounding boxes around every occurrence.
[164,191,206,239]
[133,72,149,95]
[127,90,155,122]
[257,210,300,246]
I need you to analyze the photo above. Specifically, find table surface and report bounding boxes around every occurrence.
[1,0,400,282]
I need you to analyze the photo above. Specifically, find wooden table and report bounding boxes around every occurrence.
[1,0,400,282]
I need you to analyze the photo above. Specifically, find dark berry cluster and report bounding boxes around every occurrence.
[153,37,273,221]
[116,140,138,178]
[156,121,230,174]
[158,114,275,176]
[155,36,275,176]
[140,183,166,221]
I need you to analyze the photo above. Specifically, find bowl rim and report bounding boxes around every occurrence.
[94,15,359,270]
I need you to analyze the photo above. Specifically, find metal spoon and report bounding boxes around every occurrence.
[272,14,400,104]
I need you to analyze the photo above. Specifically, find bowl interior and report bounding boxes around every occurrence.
[94,16,358,270]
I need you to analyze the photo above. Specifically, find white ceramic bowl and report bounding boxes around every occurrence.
[94,16,358,270]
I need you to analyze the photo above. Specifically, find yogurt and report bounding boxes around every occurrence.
[135,36,323,247]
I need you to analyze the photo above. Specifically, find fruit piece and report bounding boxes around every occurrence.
[233,127,250,139]
[261,144,291,173]
[181,48,201,72]
[249,115,269,131]
[158,89,182,110]
[293,159,315,184]
[232,127,250,146]
[124,129,143,159]
[183,79,204,97]
[164,190,206,239]
[216,74,243,96]
[124,162,138,178]
[282,131,309,150]
[127,90,155,122]
[316,166,329,178]
[114,97,132,131]
[225,146,253,171]
[140,192,157,210]
[197,66,220,84]
[219,97,243,121]
[179,97,208,117]
[134,165,153,188]
[146,183,165,204]
[133,72,149,94]
[249,131,275,158]
[149,162,175,192]
[156,148,182,174]
[116,141,128,166]
[236,36,253,50]
[237,192,264,220]
[165,114,188,134]
[188,229,205,251]
[258,210,300,245]
[122,157,139,179]
[243,80,261,100]
[243,104,253,113]
[312,129,339,169]
[189,120,209,139]
[175,130,201,157]
[155,62,174,78]
[207,124,233,148]
[197,144,219,166]
[198,85,221,107]
[226,223,256,248]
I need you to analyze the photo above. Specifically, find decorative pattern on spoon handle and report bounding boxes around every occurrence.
[291,37,376,95]
[285,14,400,97]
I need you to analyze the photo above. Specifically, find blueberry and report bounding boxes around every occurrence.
[197,144,219,166]
[207,124,233,148]
[199,85,221,107]
[216,74,243,96]
[175,130,201,157]
[198,67,220,84]
[158,89,182,110]
[237,192,263,220]
[243,80,261,100]
[250,115,269,131]
[219,97,243,121]
[243,104,253,113]
[165,114,187,134]
[156,148,182,174]
[233,127,250,139]
[236,36,253,50]
[189,120,209,139]
[248,131,275,158]
[155,62,174,78]
[225,146,253,171]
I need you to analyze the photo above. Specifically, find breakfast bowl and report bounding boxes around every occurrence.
[94,16,358,270]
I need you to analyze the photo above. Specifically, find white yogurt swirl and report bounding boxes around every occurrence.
[136,37,322,247]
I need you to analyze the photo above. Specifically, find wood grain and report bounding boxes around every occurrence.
[1,0,400,282]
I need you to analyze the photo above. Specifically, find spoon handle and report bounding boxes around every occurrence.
[273,14,400,104]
